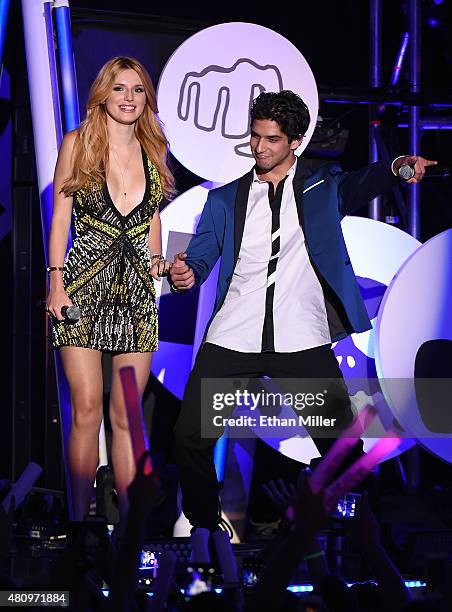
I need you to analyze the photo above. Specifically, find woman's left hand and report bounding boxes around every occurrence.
[150,258,171,281]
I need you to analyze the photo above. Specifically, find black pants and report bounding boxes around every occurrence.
[173,342,360,530]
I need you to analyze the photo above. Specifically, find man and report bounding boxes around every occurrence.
[169,90,436,532]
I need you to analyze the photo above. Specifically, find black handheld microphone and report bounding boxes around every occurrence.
[61,305,81,323]
[398,164,415,180]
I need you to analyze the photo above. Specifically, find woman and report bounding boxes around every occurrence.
[46,57,174,526]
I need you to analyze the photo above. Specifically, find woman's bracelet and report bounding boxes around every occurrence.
[150,253,164,261]
[47,266,64,272]
[303,550,325,561]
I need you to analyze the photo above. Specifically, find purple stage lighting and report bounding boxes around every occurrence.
[391,32,409,86]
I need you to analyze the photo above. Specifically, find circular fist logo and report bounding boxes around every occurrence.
[157,22,318,184]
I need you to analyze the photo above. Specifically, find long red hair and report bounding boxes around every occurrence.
[62,56,175,199]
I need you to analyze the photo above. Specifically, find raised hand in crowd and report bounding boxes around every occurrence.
[247,406,401,612]
[108,451,165,612]
[126,451,165,519]
[262,478,296,514]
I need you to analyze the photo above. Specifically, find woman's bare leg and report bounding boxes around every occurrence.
[109,352,152,526]
[60,347,103,521]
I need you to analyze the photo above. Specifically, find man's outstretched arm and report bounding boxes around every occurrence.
[337,155,437,216]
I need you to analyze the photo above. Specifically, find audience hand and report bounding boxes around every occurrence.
[289,405,401,539]
[127,452,165,518]
[262,478,296,512]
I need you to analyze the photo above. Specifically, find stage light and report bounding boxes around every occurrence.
[391,32,409,86]
[101,579,427,598]
[425,0,445,28]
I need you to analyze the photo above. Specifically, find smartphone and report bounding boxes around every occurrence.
[241,568,260,588]
[140,549,160,574]
[240,557,265,589]
[184,564,215,597]
[137,549,161,584]
[332,491,361,519]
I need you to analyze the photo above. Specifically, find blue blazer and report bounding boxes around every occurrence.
[185,159,399,344]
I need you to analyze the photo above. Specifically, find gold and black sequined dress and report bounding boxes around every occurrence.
[52,148,162,353]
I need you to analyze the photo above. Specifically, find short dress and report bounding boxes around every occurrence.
[52,147,162,353]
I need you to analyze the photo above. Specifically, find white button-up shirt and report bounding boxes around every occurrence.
[206,160,331,353]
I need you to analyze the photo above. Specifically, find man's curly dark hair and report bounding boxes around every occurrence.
[250,90,310,142]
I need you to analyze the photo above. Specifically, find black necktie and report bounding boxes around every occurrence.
[261,177,287,352]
